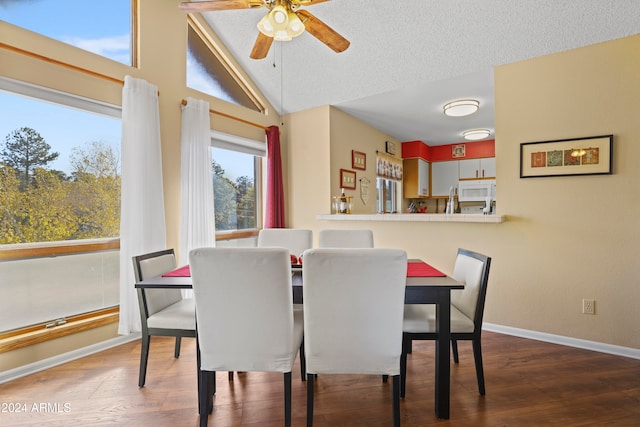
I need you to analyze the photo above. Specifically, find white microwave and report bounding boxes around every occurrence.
[458,180,496,202]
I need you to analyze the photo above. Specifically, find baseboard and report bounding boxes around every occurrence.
[0,333,141,384]
[483,323,640,360]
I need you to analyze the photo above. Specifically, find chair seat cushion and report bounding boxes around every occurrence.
[403,304,474,334]
[147,298,195,330]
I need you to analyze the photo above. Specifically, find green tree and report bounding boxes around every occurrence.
[68,141,121,239]
[1,127,59,191]
[19,168,78,242]
[235,175,255,229]
[0,165,22,243]
[212,160,237,231]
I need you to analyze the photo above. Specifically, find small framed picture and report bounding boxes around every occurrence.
[340,169,356,189]
[385,141,397,155]
[452,144,466,158]
[352,150,366,170]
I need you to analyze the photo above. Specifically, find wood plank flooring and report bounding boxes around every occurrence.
[2,331,640,426]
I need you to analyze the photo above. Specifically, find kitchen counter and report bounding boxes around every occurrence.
[316,213,505,223]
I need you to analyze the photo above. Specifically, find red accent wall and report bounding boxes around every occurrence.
[402,140,495,162]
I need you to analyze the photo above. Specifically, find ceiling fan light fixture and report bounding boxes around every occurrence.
[443,99,480,117]
[463,129,492,141]
[257,4,305,41]
[257,14,275,37]
[287,11,305,37]
[271,5,288,25]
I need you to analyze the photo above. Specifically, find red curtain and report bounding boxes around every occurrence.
[265,125,285,228]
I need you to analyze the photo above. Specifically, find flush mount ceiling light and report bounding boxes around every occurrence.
[443,99,480,117]
[463,129,492,141]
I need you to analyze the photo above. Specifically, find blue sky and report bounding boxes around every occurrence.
[0,0,131,64]
[0,92,121,174]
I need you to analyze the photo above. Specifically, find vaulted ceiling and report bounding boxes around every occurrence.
[195,0,640,145]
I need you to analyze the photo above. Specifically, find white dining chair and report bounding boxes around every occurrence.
[302,248,407,427]
[318,229,374,248]
[258,228,313,262]
[132,249,196,388]
[189,247,305,427]
[401,248,492,397]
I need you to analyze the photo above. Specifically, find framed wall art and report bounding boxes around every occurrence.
[452,144,466,158]
[385,140,397,155]
[340,168,356,189]
[520,135,613,178]
[352,150,366,170]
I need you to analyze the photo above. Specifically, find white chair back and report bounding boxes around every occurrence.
[135,250,181,316]
[257,228,313,258]
[302,248,407,375]
[318,229,374,248]
[451,252,486,320]
[189,247,301,373]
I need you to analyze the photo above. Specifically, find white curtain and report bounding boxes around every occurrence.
[179,97,216,269]
[118,76,166,335]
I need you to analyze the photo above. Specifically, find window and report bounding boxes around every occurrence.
[0,0,133,66]
[187,19,263,112]
[0,77,121,333]
[377,178,397,213]
[0,78,121,244]
[211,131,264,234]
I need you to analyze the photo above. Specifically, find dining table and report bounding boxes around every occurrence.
[135,259,463,419]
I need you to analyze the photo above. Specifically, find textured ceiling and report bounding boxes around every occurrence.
[198,0,640,145]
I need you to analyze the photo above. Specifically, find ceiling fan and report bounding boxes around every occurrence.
[179,0,350,59]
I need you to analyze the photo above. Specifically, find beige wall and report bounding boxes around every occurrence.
[0,0,278,370]
[491,34,640,347]
[286,34,640,350]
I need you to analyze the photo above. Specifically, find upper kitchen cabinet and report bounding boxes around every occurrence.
[431,160,459,197]
[403,158,429,198]
[459,157,496,179]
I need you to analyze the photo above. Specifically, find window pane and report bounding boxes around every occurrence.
[0,91,121,244]
[187,25,261,112]
[376,178,397,213]
[212,147,258,231]
[0,0,132,65]
[0,86,121,332]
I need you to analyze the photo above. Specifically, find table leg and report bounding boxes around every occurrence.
[434,288,451,419]
[197,335,202,415]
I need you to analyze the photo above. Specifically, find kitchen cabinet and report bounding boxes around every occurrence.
[431,160,459,197]
[459,157,496,179]
[403,158,429,197]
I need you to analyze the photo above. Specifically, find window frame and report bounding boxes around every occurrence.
[187,15,266,113]
[0,78,122,346]
[210,130,265,239]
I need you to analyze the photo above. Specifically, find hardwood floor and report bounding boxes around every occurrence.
[2,331,639,426]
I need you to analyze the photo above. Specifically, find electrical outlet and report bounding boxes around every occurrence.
[582,299,595,315]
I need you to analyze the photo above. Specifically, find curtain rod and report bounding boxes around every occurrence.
[181,99,268,131]
[0,42,125,86]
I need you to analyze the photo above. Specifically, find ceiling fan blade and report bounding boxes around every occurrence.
[295,0,332,5]
[250,32,274,60]
[296,10,350,53]
[179,0,256,12]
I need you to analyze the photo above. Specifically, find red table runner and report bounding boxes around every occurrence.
[163,261,445,278]
[406,261,445,277]
[163,265,191,277]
